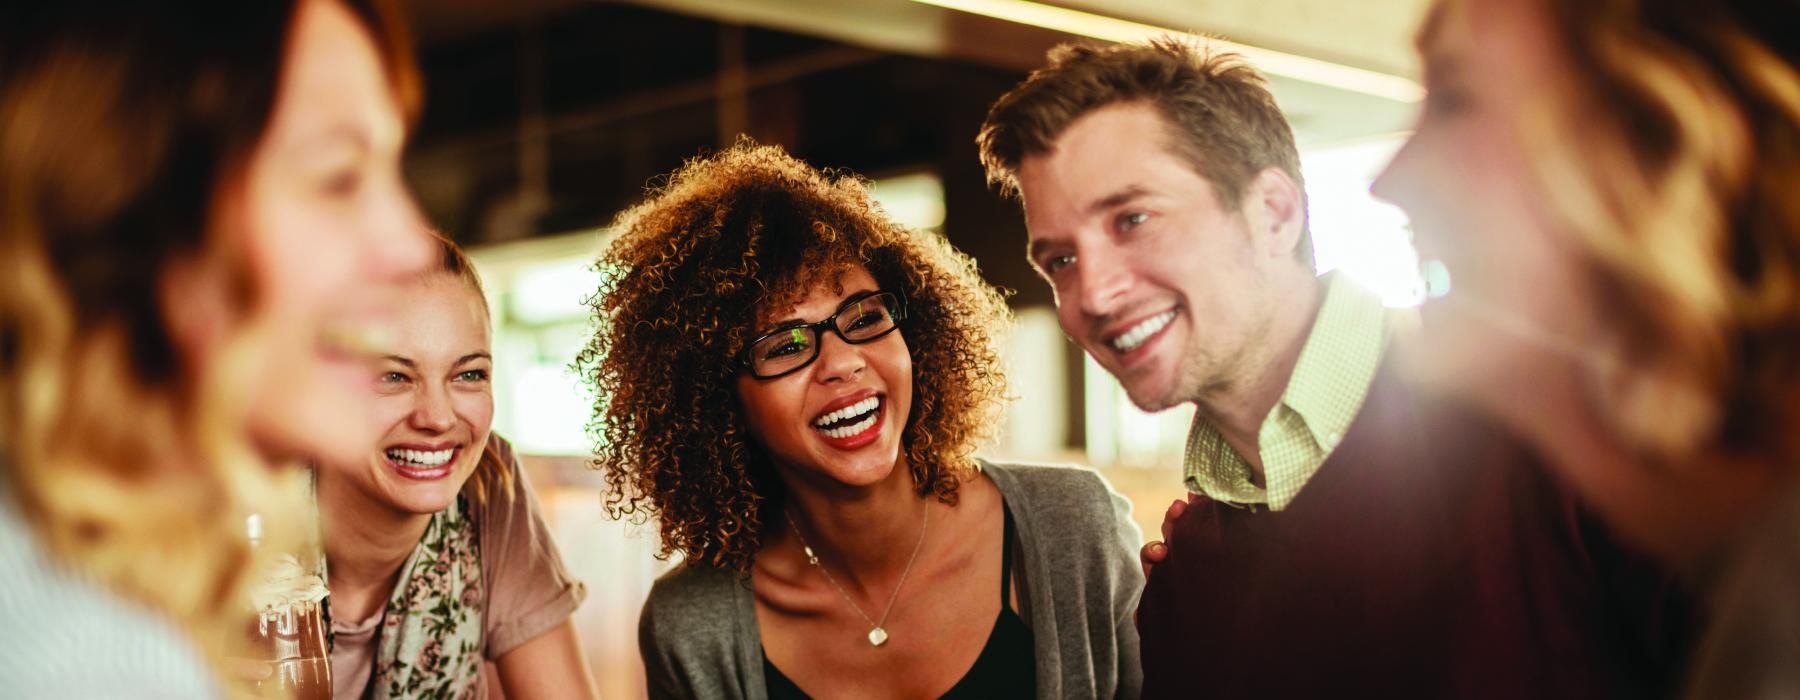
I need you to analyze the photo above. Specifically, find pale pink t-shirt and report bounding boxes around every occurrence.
[329,435,585,699]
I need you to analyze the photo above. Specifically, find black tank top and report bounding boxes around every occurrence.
[763,503,1037,699]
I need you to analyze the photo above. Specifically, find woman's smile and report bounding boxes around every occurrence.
[381,442,462,481]
[810,392,886,449]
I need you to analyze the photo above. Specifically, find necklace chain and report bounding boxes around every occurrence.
[784,499,930,647]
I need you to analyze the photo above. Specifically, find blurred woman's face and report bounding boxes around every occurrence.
[327,275,493,515]
[212,0,434,466]
[1372,0,1606,425]
[1370,0,1782,560]
[735,266,915,493]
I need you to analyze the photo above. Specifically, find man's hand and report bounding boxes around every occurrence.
[1141,494,1195,577]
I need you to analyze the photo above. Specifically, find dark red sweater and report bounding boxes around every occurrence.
[1136,358,1692,699]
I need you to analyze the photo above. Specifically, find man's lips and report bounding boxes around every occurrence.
[1100,308,1179,355]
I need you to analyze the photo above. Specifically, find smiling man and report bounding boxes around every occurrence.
[978,37,1692,698]
[986,45,1373,518]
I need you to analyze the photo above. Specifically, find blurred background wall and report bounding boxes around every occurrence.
[393,1,1433,696]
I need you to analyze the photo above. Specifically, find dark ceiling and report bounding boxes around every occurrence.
[402,1,1047,304]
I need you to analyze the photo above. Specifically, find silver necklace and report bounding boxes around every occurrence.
[784,500,930,647]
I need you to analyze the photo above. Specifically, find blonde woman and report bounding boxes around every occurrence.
[0,0,432,695]
[316,238,597,698]
[1373,0,1800,695]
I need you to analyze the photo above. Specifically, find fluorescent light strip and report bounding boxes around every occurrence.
[908,0,1424,103]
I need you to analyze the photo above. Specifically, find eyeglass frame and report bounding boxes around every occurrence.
[736,290,908,380]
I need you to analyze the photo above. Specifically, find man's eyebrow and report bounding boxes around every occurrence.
[1024,185,1151,262]
[1086,185,1150,216]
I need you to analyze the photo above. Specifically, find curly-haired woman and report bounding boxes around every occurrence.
[580,141,1142,699]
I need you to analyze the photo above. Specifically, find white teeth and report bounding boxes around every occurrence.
[385,448,454,467]
[1110,310,1177,353]
[818,411,879,440]
[812,397,880,428]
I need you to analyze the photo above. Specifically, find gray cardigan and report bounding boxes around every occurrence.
[638,462,1144,699]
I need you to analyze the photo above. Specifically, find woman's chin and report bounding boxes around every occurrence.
[806,446,906,491]
[378,485,458,516]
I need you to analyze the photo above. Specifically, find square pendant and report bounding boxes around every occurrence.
[868,627,889,646]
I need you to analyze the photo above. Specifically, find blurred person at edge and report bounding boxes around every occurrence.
[0,0,433,696]
[1371,0,1800,696]
[979,38,1691,697]
[591,142,1142,699]
[316,235,598,699]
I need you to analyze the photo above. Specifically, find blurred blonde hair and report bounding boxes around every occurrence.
[1496,0,1800,466]
[0,0,419,683]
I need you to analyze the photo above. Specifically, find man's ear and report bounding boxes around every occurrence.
[1246,166,1305,261]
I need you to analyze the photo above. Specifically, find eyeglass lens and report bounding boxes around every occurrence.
[747,292,899,378]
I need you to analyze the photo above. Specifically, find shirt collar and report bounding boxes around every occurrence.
[1280,272,1388,453]
[1181,272,1389,508]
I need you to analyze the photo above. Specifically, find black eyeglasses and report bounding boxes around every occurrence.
[738,290,907,380]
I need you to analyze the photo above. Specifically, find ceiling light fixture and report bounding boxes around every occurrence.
[908,0,1424,103]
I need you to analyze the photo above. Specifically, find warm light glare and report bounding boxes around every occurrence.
[999,307,1069,458]
[510,259,599,325]
[906,0,1425,103]
[1084,352,1196,468]
[509,363,594,454]
[870,172,948,231]
[1304,135,1423,307]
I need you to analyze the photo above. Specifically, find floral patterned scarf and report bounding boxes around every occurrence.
[368,497,484,699]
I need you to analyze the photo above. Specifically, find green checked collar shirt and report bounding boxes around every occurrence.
[1183,273,1389,510]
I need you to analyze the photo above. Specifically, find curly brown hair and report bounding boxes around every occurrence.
[577,140,1012,573]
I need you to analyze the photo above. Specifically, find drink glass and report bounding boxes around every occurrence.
[244,514,332,700]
